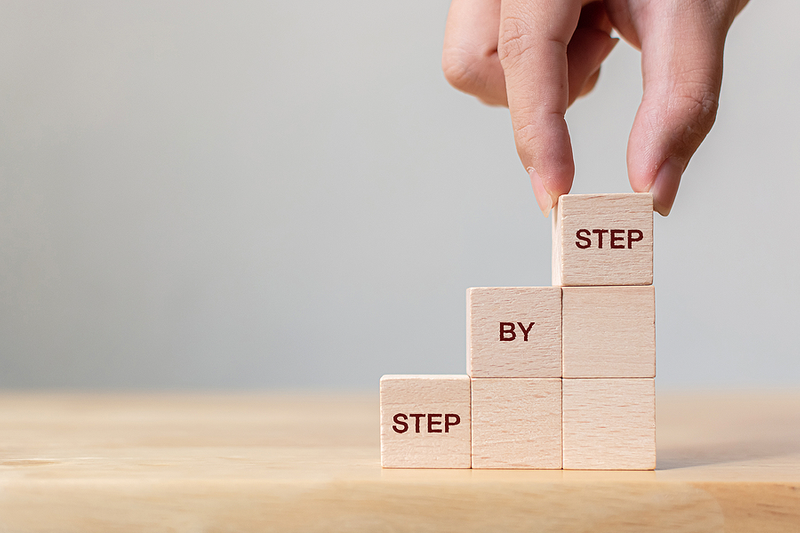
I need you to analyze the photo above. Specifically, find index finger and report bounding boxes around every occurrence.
[498,0,582,215]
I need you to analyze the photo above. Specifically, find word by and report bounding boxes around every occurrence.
[575,229,644,249]
[500,322,535,342]
[392,413,461,434]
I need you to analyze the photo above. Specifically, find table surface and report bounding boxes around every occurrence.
[1,391,799,532]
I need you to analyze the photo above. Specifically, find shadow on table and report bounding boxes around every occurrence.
[657,438,800,470]
[655,391,800,470]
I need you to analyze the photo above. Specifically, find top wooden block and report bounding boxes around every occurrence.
[552,193,653,286]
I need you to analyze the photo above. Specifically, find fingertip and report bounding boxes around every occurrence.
[516,115,574,217]
[649,157,685,216]
[528,167,554,217]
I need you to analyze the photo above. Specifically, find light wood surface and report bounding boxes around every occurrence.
[562,286,656,378]
[471,378,562,469]
[380,374,471,468]
[1,391,800,531]
[467,287,562,378]
[563,378,656,470]
[552,193,653,286]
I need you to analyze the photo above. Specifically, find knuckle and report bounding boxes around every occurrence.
[513,122,534,150]
[497,16,534,68]
[512,112,563,152]
[686,0,739,28]
[441,46,480,93]
[671,80,719,148]
[512,121,543,157]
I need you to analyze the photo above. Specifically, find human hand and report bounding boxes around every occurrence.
[442,0,749,216]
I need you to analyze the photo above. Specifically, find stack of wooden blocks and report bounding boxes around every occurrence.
[381,193,655,470]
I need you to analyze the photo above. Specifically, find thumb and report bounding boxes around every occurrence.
[626,5,728,216]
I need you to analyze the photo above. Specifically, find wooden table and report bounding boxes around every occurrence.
[0,392,798,532]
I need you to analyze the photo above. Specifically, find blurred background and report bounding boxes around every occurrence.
[0,1,797,391]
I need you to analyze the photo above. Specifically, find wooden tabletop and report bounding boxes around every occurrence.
[1,391,798,532]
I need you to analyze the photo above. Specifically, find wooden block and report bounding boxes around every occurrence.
[563,378,655,470]
[467,287,561,378]
[471,378,561,469]
[562,286,655,378]
[552,193,653,286]
[380,375,471,468]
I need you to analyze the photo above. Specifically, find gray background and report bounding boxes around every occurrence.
[0,1,797,390]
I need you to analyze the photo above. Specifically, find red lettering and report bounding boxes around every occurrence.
[500,322,516,341]
[410,413,425,433]
[592,229,609,248]
[628,229,644,248]
[575,229,591,249]
[428,414,442,433]
[392,413,408,433]
[445,414,460,432]
[517,321,534,341]
[610,229,625,249]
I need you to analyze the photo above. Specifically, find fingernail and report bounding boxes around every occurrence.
[528,167,553,217]
[649,157,684,216]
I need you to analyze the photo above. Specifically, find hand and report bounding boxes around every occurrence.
[443,0,749,216]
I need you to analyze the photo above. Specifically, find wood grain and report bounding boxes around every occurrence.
[553,193,653,286]
[380,375,471,468]
[1,391,800,531]
[471,378,562,469]
[562,286,656,378]
[467,287,561,378]
[563,378,656,470]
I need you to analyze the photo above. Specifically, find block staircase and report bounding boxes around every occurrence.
[380,193,655,470]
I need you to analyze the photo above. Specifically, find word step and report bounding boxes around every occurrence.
[553,193,653,286]
[380,375,471,468]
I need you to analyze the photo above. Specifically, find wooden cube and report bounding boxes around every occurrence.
[552,193,653,286]
[467,287,561,378]
[380,375,471,468]
[562,286,655,378]
[562,378,655,470]
[471,378,561,469]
